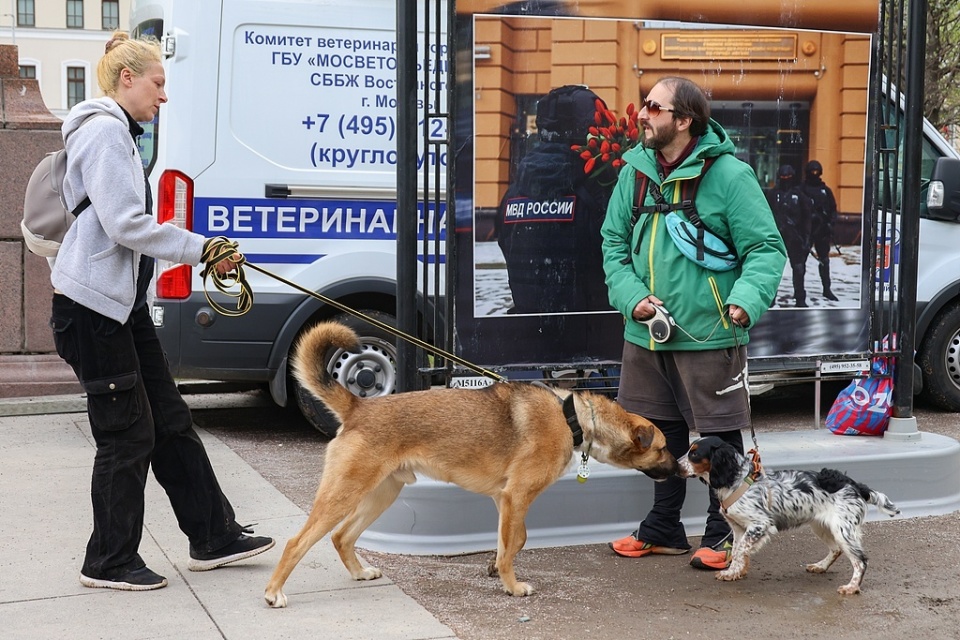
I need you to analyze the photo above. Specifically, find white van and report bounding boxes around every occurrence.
[131,0,448,435]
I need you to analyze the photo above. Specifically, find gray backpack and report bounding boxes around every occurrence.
[20,113,104,258]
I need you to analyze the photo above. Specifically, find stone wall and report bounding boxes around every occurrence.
[0,44,82,397]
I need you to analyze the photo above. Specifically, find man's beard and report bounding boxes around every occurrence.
[641,120,679,151]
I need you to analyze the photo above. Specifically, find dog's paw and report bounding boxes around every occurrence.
[264,590,288,608]
[502,581,534,597]
[837,583,861,595]
[716,569,744,582]
[805,563,828,574]
[354,566,382,581]
[487,560,499,577]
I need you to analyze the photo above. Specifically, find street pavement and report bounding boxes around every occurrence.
[0,394,456,640]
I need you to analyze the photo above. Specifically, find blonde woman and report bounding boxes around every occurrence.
[50,31,274,591]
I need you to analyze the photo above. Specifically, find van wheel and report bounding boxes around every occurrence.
[917,301,960,411]
[293,311,398,437]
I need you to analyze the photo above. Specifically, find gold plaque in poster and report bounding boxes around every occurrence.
[660,33,798,61]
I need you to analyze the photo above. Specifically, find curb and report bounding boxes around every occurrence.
[0,394,87,416]
[0,385,274,418]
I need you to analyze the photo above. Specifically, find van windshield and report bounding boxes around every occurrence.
[131,18,164,176]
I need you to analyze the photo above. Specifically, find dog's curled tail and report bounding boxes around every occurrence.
[292,321,362,424]
[868,490,900,518]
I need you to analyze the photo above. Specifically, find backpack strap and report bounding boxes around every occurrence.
[73,196,92,217]
[622,156,736,264]
[64,111,110,219]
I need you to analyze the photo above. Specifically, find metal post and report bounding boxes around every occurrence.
[396,0,420,392]
[887,0,924,441]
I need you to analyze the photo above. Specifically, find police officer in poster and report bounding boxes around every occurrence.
[495,85,615,313]
[767,164,812,307]
[799,159,840,301]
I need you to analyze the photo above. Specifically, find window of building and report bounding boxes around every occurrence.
[19,65,37,79]
[67,67,85,108]
[67,0,84,29]
[17,0,35,27]
[102,0,119,30]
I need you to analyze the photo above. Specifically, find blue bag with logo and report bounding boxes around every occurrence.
[825,357,894,436]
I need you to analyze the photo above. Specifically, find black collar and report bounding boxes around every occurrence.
[117,104,145,140]
[562,394,584,447]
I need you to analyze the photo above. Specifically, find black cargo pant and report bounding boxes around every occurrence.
[51,295,241,579]
[633,419,743,550]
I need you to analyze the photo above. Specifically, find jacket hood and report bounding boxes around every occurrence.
[61,97,127,141]
[621,118,735,174]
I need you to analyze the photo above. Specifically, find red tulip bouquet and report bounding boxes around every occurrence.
[570,100,641,184]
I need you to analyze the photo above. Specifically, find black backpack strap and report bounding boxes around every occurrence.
[620,171,652,264]
[622,157,736,265]
[72,196,92,217]
[630,170,650,223]
[676,157,736,263]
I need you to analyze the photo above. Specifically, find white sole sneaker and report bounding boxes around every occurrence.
[79,569,168,591]
[187,537,276,572]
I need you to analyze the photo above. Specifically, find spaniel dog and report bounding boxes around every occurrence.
[678,436,899,594]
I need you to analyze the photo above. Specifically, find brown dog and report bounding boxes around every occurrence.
[264,321,678,608]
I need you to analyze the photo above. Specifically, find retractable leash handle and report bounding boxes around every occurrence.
[198,250,506,383]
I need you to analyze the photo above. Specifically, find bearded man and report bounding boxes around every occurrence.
[600,76,786,571]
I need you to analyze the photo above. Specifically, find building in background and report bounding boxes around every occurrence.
[1,0,130,118]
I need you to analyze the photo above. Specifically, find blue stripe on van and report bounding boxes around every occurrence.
[194,197,446,241]
[243,253,446,265]
[243,253,324,264]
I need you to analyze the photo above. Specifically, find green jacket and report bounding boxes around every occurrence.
[600,119,787,351]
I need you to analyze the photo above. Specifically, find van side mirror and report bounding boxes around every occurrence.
[926,156,960,221]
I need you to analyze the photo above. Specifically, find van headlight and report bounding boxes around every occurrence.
[928,180,945,207]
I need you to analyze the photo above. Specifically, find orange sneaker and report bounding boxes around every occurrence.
[608,535,689,558]
[690,540,733,570]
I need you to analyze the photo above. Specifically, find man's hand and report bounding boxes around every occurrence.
[632,295,664,321]
[728,304,750,327]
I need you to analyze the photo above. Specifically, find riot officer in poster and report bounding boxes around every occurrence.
[495,85,616,313]
[799,160,840,301]
[767,164,812,307]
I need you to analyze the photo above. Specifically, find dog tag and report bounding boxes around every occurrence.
[577,462,591,483]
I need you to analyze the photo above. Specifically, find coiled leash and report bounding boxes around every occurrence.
[198,237,506,382]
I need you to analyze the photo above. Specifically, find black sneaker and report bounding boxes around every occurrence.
[187,534,276,572]
[79,566,168,591]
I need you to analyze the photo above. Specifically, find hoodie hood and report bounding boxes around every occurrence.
[61,97,127,142]
[621,118,735,177]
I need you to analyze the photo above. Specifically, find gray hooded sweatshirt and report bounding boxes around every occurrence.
[51,97,205,324]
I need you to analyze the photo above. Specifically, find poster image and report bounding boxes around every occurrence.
[454,3,879,367]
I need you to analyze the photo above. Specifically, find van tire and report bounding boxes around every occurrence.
[917,301,960,411]
[293,311,398,436]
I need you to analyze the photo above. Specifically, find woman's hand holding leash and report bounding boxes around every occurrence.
[199,236,253,317]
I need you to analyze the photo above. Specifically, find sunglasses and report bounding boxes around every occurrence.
[640,98,676,118]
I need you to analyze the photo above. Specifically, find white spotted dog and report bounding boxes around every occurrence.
[678,436,900,595]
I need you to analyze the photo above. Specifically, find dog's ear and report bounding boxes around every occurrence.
[709,443,742,490]
[634,423,655,449]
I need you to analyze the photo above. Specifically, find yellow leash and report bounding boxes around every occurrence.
[198,237,506,382]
